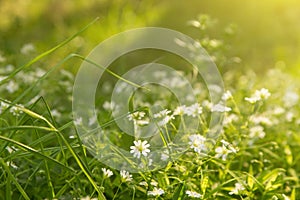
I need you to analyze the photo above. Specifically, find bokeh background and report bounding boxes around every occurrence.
[1,0,299,76]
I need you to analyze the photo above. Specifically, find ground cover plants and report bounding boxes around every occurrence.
[1,13,300,200]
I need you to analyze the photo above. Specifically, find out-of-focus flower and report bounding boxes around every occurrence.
[211,103,231,112]
[20,43,35,55]
[6,80,19,93]
[229,182,245,195]
[245,88,271,103]
[186,190,202,198]
[249,126,266,139]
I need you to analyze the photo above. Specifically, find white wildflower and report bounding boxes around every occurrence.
[173,105,187,116]
[286,112,294,122]
[74,117,82,126]
[229,182,245,195]
[245,88,271,103]
[186,190,202,198]
[249,126,265,139]
[102,168,113,178]
[128,111,146,121]
[202,100,213,110]
[153,109,171,118]
[272,107,285,115]
[120,170,132,182]
[283,91,299,107]
[211,103,231,112]
[103,101,116,111]
[9,104,24,116]
[245,96,260,104]
[147,187,164,197]
[20,43,35,55]
[185,103,203,117]
[222,90,232,101]
[249,115,273,126]
[139,181,148,187]
[150,180,158,186]
[130,140,150,159]
[6,80,19,93]
[189,134,207,154]
[215,144,234,161]
[223,114,238,126]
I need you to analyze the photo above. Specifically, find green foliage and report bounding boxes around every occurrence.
[1,2,300,199]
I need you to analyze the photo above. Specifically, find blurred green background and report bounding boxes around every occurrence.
[1,0,299,75]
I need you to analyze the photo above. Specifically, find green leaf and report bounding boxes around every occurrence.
[172,182,185,200]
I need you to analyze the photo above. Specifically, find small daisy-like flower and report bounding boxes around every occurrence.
[139,181,148,187]
[173,105,187,116]
[222,90,232,101]
[147,187,164,197]
[153,109,172,118]
[229,182,245,195]
[186,190,202,198]
[215,144,235,161]
[255,88,271,100]
[189,134,207,154]
[130,140,151,159]
[102,168,113,178]
[120,170,132,182]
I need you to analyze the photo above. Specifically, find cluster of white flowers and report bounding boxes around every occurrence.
[9,104,24,116]
[189,134,207,154]
[0,102,24,117]
[130,140,151,159]
[245,88,271,103]
[249,115,273,126]
[128,111,149,126]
